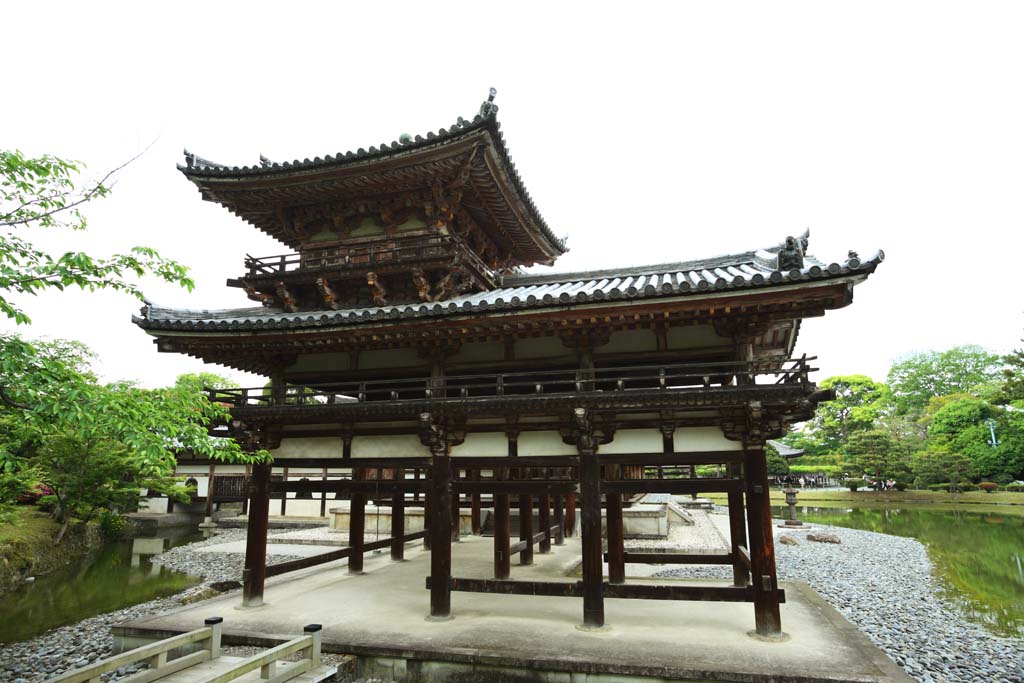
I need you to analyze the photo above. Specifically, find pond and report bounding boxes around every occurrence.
[775,505,1024,638]
[0,528,202,644]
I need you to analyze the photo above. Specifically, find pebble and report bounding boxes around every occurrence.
[656,517,1024,683]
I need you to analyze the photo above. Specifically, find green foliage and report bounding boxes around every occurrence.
[0,149,194,324]
[765,443,790,477]
[912,450,974,488]
[979,482,999,493]
[98,510,129,538]
[788,464,843,476]
[175,373,239,392]
[888,345,1002,416]
[923,396,1024,481]
[845,479,865,491]
[793,375,892,453]
[846,428,905,481]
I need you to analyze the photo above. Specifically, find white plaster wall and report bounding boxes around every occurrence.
[280,499,324,517]
[673,427,741,452]
[517,431,578,456]
[273,437,342,459]
[598,429,662,454]
[352,435,431,459]
[454,432,507,457]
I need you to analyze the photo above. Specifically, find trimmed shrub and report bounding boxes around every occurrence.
[1005,483,1024,492]
[958,483,979,492]
[894,480,909,491]
[978,482,999,493]
[928,483,952,492]
[845,479,865,491]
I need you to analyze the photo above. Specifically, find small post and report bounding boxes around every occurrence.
[304,624,322,667]
[349,486,366,574]
[471,469,482,535]
[205,617,223,659]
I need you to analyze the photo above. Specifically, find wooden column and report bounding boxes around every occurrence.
[518,493,534,565]
[564,491,577,537]
[494,466,511,579]
[552,492,565,545]
[348,467,366,574]
[579,437,604,628]
[746,439,782,636]
[391,468,406,561]
[451,466,461,543]
[727,461,750,587]
[471,469,482,535]
[423,487,432,551]
[205,463,216,518]
[241,464,251,516]
[606,464,625,585]
[280,466,288,516]
[429,446,452,619]
[320,466,328,517]
[242,463,271,607]
[538,493,552,554]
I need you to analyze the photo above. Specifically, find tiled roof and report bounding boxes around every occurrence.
[134,240,884,333]
[178,93,567,258]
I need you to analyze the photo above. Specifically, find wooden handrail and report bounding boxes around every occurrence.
[194,633,314,683]
[49,622,219,683]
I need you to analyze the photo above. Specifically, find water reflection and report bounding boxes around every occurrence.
[0,528,202,643]
[773,505,1024,637]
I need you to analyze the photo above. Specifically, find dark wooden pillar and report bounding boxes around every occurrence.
[349,467,366,574]
[728,461,750,587]
[552,492,565,545]
[606,463,625,585]
[242,463,271,607]
[471,469,482,535]
[518,493,534,565]
[450,466,461,543]
[579,441,604,628]
[538,493,552,553]
[746,440,782,636]
[320,466,328,517]
[205,463,216,519]
[280,466,288,516]
[564,491,577,537]
[241,463,251,516]
[494,483,511,579]
[429,447,452,619]
[423,487,432,550]
[391,469,406,561]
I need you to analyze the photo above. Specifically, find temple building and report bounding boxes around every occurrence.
[133,92,883,637]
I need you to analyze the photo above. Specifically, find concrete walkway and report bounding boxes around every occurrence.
[118,533,912,682]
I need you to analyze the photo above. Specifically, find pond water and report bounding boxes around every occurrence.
[775,505,1024,638]
[0,528,202,644]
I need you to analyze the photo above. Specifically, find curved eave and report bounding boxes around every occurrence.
[179,109,566,264]
[134,249,883,334]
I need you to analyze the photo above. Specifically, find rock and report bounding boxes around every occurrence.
[806,532,841,544]
[777,535,799,546]
[209,580,242,592]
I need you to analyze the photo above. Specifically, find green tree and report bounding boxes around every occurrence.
[888,346,1002,416]
[910,449,974,489]
[924,395,1024,482]
[1,149,193,325]
[996,334,1024,404]
[765,443,790,477]
[846,429,906,483]
[792,375,891,453]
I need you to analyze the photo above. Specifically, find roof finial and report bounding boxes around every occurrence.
[479,87,499,118]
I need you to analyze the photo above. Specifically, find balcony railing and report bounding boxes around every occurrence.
[207,358,815,409]
[243,235,493,279]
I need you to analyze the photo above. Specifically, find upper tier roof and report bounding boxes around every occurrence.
[178,93,567,267]
[134,234,884,333]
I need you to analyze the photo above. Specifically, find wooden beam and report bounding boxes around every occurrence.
[598,451,744,466]
[429,578,785,604]
[453,481,577,494]
[602,478,743,495]
[271,479,428,494]
[605,552,733,565]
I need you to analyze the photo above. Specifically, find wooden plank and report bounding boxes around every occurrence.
[602,478,743,495]
[117,650,209,683]
[737,545,752,571]
[429,576,582,597]
[452,456,577,468]
[265,547,352,578]
[599,451,745,466]
[193,636,312,683]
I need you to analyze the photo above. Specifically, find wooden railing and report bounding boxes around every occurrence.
[49,617,223,683]
[243,234,493,279]
[207,358,816,409]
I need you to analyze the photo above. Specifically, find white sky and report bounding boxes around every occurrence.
[3,1,1022,388]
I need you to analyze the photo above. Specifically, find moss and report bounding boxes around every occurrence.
[0,507,102,593]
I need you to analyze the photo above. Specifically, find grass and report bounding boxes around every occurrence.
[703,489,1024,516]
[0,506,60,545]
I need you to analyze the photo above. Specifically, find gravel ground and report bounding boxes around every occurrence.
[0,529,303,683]
[655,517,1024,683]
[625,507,728,552]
